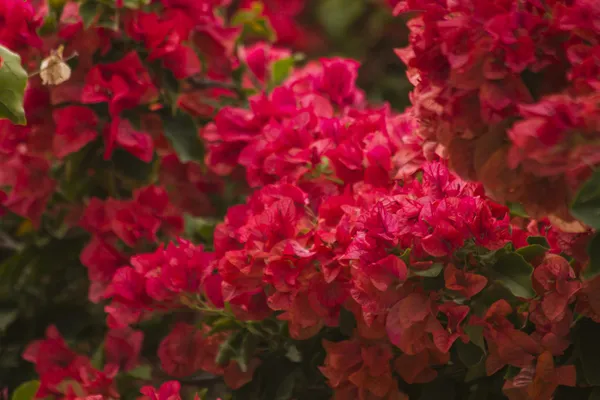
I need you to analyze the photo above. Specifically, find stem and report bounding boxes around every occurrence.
[0,230,24,251]
[184,77,239,92]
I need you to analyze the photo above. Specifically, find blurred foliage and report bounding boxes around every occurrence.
[301,0,410,109]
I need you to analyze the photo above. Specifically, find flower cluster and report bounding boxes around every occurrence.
[1,0,599,399]
[395,0,600,224]
[23,325,142,399]
[80,185,184,303]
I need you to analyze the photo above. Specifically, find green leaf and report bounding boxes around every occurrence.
[128,364,152,380]
[0,46,28,125]
[508,202,529,218]
[196,389,208,400]
[464,360,486,382]
[79,1,100,29]
[112,148,156,183]
[90,342,104,369]
[582,232,600,280]
[161,111,204,163]
[419,378,456,400]
[571,169,600,229]
[216,331,242,366]
[123,0,151,8]
[11,381,39,400]
[269,57,295,89]
[464,325,486,352]
[235,333,259,373]
[275,370,302,400]
[410,263,443,278]
[231,2,276,42]
[317,0,365,38]
[516,244,548,262]
[526,236,550,249]
[490,253,535,298]
[504,366,521,380]
[0,309,17,332]
[338,307,356,337]
[455,340,484,367]
[578,318,600,385]
[208,317,240,335]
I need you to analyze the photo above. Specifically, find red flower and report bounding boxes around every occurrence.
[444,264,488,298]
[105,117,154,162]
[53,106,98,158]
[0,0,43,52]
[110,202,161,247]
[140,381,184,400]
[104,328,143,372]
[320,338,408,400]
[471,300,542,375]
[81,52,157,116]
[239,42,291,83]
[533,254,581,321]
[502,351,576,400]
[385,292,443,355]
[126,11,200,79]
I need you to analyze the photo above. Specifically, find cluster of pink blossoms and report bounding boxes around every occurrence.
[95,56,594,399]
[394,0,600,222]
[2,0,598,399]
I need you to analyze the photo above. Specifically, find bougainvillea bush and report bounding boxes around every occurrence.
[1,0,600,399]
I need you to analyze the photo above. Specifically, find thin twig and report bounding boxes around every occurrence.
[0,230,24,251]
[184,76,239,92]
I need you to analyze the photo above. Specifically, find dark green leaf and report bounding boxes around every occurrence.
[579,318,600,385]
[465,360,486,382]
[467,381,490,400]
[582,233,600,280]
[208,317,240,335]
[571,169,600,229]
[470,283,518,317]
[0,46,28,125]
[455,340,484,367]
[526,236,550,249]
[490,253,535,298]
[128,364,152,380]
[419,378,455,400]
[464,325,486,352]
[411,263,443,278]
[0,309,17,332]
[216,331,242,366]
[79,1,100,28]
[338,307,356,337]
[162,111,204,163]
[478,243,514,266]
[504,366,521,380]
[269,57,295,89]
[112,148,156,183]
[235,333,259,373]
[11,381,40,400]
[275,370,302,400]
[516,244,548,262]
